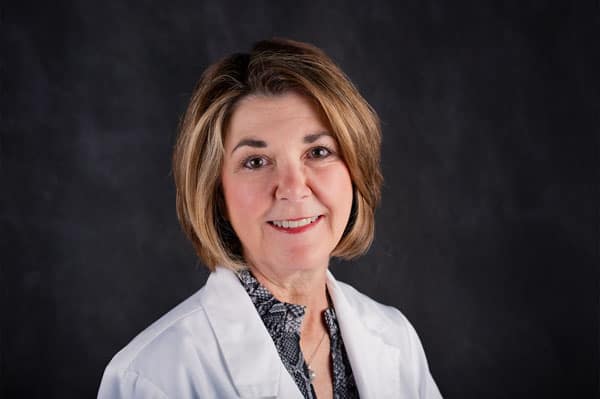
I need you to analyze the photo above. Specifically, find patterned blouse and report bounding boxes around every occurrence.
[237,270,359,399]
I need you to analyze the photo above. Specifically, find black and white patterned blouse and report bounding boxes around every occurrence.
[237,269,359,399]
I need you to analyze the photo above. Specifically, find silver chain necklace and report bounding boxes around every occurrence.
[305,330,328,382]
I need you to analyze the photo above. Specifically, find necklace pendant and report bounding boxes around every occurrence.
[308,367,316,382]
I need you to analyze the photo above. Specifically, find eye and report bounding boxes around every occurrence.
[243,156,268,170]
[307,146,332,159]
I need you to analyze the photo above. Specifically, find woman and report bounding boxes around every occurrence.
[98,38,442,399]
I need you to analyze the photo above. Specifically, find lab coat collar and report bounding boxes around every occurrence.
[326,270,401,398]
[199,267,302,398]
[200,267,400,399]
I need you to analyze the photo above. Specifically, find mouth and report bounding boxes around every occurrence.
[267,215,322,233]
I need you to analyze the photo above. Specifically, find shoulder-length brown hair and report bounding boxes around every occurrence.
[173,38,382,271]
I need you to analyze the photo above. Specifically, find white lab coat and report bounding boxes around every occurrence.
[98,267,442,398]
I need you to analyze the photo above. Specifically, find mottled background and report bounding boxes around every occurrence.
[2,1,598,397]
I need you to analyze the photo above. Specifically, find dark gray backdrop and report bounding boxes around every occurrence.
[3,1,599,398]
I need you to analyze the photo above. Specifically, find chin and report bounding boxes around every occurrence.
[273,248,331,272]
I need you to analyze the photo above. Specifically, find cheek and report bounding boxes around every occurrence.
[316,165,354,215]
[222,174,271,222]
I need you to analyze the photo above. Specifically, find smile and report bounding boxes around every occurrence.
[269,216,319,229]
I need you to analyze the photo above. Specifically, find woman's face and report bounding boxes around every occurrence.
[221,91,353,273]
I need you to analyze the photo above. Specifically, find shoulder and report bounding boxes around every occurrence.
[104,287,211,372]
[98,284,227,398]
[334,278,422,350]
[332,277,443,398]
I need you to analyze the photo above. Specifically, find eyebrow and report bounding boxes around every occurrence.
[303,132,332,143]
[230,132,333,155]
[231,139,267,154]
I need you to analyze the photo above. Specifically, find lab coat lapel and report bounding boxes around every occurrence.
[327,272,401,399]
[199,267,302,399]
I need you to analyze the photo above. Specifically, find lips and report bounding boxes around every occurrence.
[267,215,322,232]
[269,216,319,228]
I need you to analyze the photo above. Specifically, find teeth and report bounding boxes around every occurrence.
[272,216,318,229]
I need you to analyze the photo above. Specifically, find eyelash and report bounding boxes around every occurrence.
[241,145,335,170]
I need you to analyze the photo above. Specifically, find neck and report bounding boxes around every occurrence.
[247,262,330,328]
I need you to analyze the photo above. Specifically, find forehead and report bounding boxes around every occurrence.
[225,92,331,143]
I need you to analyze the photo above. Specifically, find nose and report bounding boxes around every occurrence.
[275,161,312,201]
